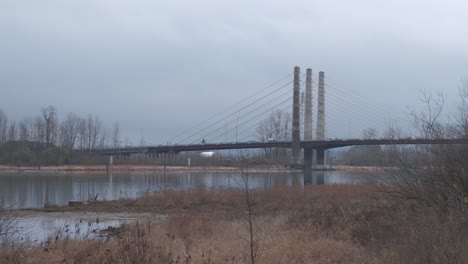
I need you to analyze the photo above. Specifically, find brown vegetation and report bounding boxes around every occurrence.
[2,184,468,263]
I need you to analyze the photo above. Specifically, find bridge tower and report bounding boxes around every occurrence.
[291,66,301,165]
[303,68,314,181]
[304,68,313,141]
[315,71,326,168]
[316,71,325,141]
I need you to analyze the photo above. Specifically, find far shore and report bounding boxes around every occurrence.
[0,164,387,174]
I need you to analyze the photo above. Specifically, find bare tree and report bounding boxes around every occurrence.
[31,116,43,142]
[240,169,258,264]
[0,199,18,244]
[256,110,291,160]
[98,127,109,149]
[40,105,58,144]
[256,120,270,143]
[386,88,468,212]
[7,121,17,142]
[59,112,80,151]
[77,117,88,149]
[230,166,260,264]
[0,110,8,144]
[410,90,446,139]
[91,116,102,150]
[18,120,29,141]
[84,114,102,150]
[344,127,382,166]
[383,119,402,139]
[457,78,468,137]
[362,127,378,139]
[112,122,121,148]
[256,110,291,142]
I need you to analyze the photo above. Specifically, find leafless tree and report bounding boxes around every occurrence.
[344,127,382,165]
[40,105,58,144]
[112,122,121,148]
[18,120,29,141]
[229,166,260,264]
[31,116,43,142]
[457,78,468,136]
[0,199,18,244]
[409,90,446,139]
[59,112,80,151]
[255,121,270,143]
[83,114,103,150]
[0,110,8,144]
[386,88,468,213]
[77,117,88,149]
[256,110,291,160]
[7,121,17,142]
[98,127,109,149]
[256,110,291,142]
[240,169,258,264]
[383,119,402,139]
[362,127,378,139]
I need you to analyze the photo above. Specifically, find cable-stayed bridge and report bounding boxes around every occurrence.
[97,66,468,174]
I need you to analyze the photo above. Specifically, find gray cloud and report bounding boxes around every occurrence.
[1,0,467,143]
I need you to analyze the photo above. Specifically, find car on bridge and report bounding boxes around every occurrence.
[200,151,217,157]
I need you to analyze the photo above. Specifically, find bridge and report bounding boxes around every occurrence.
[92,66,468,178]
[100,138,468,156]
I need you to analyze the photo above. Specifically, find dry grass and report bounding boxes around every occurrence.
[2,184,468,263]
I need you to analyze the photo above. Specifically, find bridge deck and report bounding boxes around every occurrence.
[90,138,468,155]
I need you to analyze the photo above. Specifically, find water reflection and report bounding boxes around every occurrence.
[0,170,378,209]
[13,216,124,243]
[304,171,325,185]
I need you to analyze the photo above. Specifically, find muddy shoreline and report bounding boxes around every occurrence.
[0,164,386,175]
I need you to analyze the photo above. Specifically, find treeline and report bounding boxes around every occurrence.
[0,105,122,166]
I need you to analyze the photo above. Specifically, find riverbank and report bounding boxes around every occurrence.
[3,184,467,263]
[0,164,386,174]
[0,164,241,174]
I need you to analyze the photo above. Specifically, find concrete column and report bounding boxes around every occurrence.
[316,148,326,168]
[315,171,325,184]
[316,71,325,140]
[304,148,313,184]
[292,66,301,164]
[304,68,313,141]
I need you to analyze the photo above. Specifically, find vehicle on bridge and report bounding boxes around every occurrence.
[200,151,217,157]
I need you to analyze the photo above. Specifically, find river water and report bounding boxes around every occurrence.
[0,169,379,209]
[0,169,379,243]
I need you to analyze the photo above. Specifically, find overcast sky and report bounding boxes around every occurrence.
[1,0,467,144]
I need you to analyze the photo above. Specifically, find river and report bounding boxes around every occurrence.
[0,169,379,209]
[0,169,380,244]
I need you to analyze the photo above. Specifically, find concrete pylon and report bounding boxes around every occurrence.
[304,68,313,141]
[316,71,325,141]
[291,66,301,165]
[303,68,314,181]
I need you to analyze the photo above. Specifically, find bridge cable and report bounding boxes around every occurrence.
[164,72,294,144]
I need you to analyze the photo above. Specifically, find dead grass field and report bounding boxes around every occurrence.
[2,185,468,263]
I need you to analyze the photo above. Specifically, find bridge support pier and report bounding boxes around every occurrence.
[304,148,326,184]
[314,148,326,170]
[304,148,313,184]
